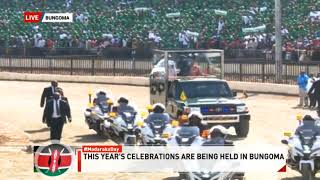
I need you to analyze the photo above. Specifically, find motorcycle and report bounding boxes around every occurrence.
[84,99,113,137]
[167,126,244,180]
[188,171,244,180]
[138,119,179,145]
[282,121,320,180]
[84,89,114,136]
[106,110,142,145]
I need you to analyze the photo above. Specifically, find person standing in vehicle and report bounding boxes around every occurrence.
[308,77,320,109]
[297,71,309,107]
[189,61,203,76]
[40,81,58,108]
[42,92,71,142]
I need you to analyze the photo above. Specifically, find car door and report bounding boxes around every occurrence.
[166,81,178,118]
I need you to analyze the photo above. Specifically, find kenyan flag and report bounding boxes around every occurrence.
[34,144,73,176]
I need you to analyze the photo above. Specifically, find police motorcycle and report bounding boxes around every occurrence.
[137,103,179,145]
[166,114,205,180]
[167,113,244,180]
[84,90,114,137]
[105,97,143,145]
[193,125,245,180]
[282,114,320,180]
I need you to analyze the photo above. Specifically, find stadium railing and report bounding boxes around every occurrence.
[1,55,320,85]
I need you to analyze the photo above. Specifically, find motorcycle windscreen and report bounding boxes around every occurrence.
[98,103,110,113]
[175,126,200,145]
[120,112,136,123]
[149,118,167,134]
[298,127,317,146]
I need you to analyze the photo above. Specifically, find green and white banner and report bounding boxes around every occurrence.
[214,10,227,16]
[134,7,151,12]
[166,12,180,18]
[242,25,266,33]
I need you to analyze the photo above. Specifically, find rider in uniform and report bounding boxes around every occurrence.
[146,103,170,124]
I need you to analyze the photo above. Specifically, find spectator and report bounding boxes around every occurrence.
[217,18,225,34]
[297,71,309,107]
[309,76,320,110]
[307,74,317,109]
[1,0,320,52]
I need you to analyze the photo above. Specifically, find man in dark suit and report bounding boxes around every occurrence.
[42,92,72,142]
[56,87,69,104]
[308,79,320,109]
[40,81,58,108]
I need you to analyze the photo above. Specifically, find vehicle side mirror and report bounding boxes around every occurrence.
[281,139,288,145]
[232,91,237,97]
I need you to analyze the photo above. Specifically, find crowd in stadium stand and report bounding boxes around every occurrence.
[0,0,319,60]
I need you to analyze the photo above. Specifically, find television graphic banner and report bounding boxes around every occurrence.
[76,144,287,173]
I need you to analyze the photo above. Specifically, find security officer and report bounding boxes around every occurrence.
[188,111,207,135]
[117,97,135,113]
[146,103,170,124]
[42,92,71,142]
[40,81,58,108]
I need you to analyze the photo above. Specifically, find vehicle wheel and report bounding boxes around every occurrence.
[235,119,249,138]
[96,128,103,136]
[233,172,245,180]
[125,137,136,146]
[301,164,314,180]
[136,137,144,146]
[178,172,189,180]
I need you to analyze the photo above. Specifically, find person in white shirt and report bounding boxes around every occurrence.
[181,32,189,48]
[37,38,46,48]
[66,0,72,9]
[217,18,225,34]
[154,33,161,47]
[281,26,289,37]
[178,31,184,48]
[148,31,155,40]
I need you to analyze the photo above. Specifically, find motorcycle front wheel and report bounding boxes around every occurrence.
[301,164,314,180]
[125,136,136,146]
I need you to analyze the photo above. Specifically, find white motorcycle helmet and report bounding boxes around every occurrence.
[208,125,230,139]
[188,111,203,120]
[152,103,166,113]
[188,111,203,126]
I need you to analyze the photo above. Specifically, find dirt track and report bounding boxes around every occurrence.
[0,80,318,179]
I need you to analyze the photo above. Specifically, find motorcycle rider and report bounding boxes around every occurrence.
[201,125,245,179]
[117,97,135,113]
[295,113,320,135]
[188,111,207,135]
[93,90,111,113]
[202,125,233,146]
[146,103,170,124]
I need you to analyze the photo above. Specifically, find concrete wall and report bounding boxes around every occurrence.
[0,72,298,96]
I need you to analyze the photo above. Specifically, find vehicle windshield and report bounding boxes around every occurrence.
[176,81,232,99]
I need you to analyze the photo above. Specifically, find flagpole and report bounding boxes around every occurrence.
[275,0,282,83]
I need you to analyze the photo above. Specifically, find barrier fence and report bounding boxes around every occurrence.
[0,56,320,85]
[2,47,320,61]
